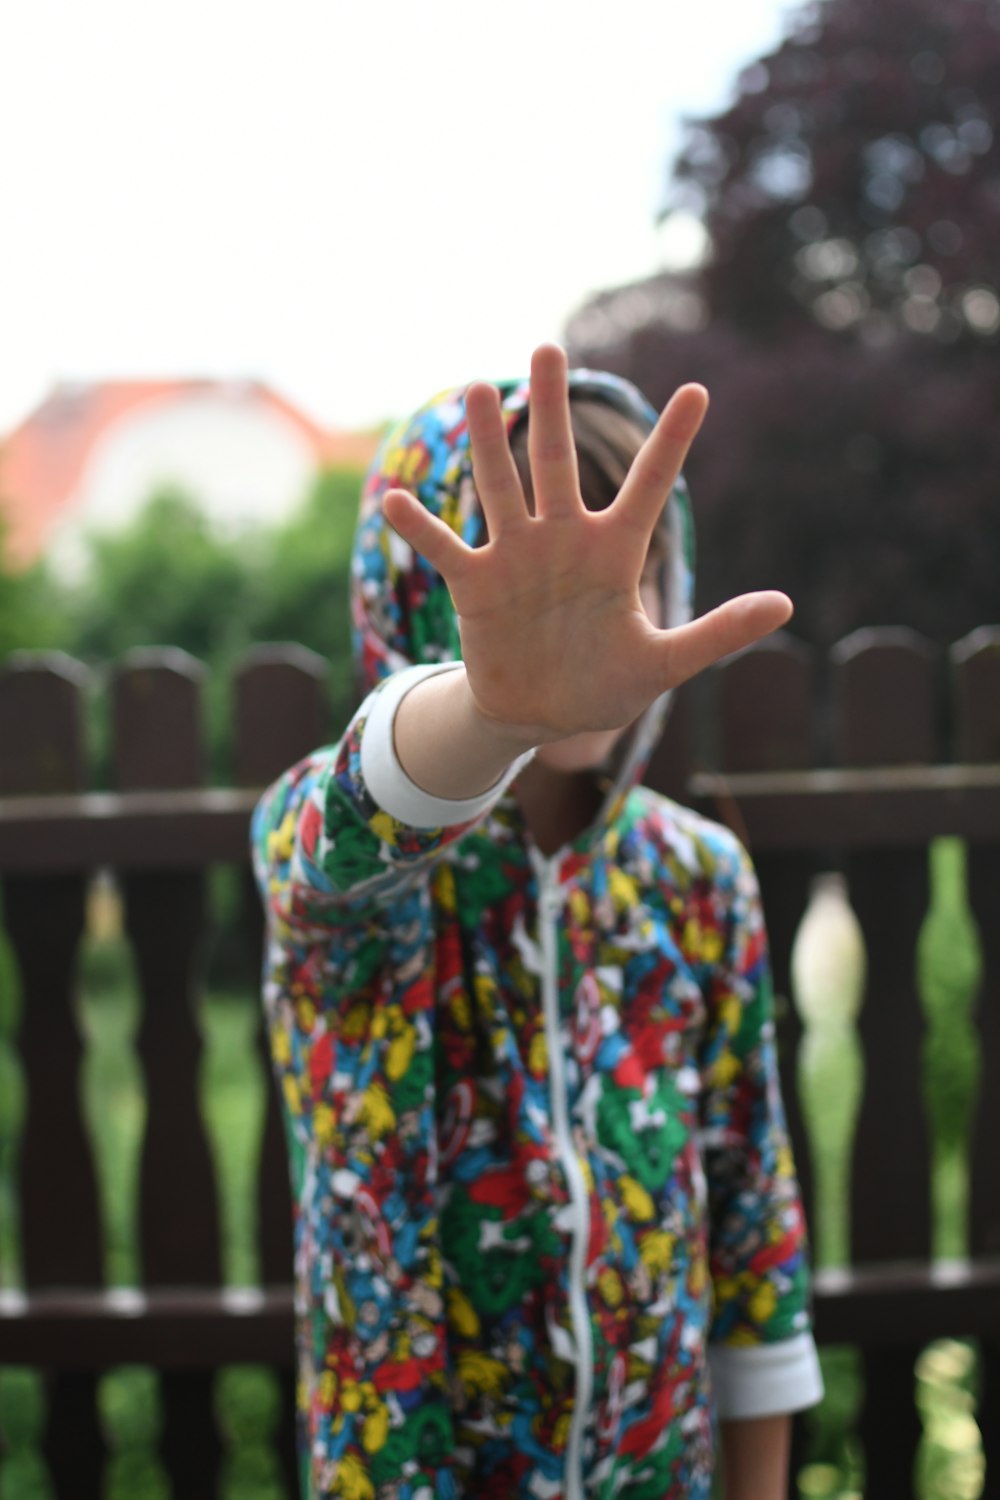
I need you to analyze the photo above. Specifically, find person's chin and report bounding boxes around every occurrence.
[534,729,625,775]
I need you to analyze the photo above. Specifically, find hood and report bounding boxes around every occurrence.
[350,368,695,813]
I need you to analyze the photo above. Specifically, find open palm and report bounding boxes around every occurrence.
[383,345,791,745]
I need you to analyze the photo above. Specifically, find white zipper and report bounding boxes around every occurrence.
[535,858,593,1500]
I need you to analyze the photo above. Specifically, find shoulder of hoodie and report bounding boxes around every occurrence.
[623,783,757,896]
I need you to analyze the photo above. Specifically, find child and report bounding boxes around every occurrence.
[252,345,823,1500]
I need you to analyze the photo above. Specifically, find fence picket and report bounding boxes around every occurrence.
[833,628,937,1497]
[113,649,221,1288]
[234,644,328,1301]
[713,636,817,1231]
[159,1368,222,1500]
[44,1370,108,1500]
[0,653,106,1493]
[111,650,225,1491]
[232,643,331,787]
[233,645,330,1493]
[954,625,1000,1481]
[714,635,818,1497]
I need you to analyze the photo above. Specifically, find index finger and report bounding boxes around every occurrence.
[615,384,709,540]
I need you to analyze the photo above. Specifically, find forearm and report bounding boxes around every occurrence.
[719,1413,791,1500]
[252,665,530,931]
[393,664,536,799]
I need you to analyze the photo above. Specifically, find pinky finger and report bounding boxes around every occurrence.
[383,488,472,582]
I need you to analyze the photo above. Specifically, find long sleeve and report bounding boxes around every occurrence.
[698,837,824,1420]
[250,661,532,1499]
[251,661,533,939]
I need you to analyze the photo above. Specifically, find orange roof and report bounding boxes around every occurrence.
[0,378,382,569]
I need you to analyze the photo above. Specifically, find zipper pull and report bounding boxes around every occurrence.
[539,885,561,919]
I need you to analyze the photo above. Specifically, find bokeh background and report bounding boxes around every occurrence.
[3,0,998,753]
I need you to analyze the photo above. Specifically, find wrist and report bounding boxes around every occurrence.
[392,665,537,802]
[459,670,544,756]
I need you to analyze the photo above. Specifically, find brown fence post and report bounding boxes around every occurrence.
[714,634,817,1494]
[233,642,330,1496]
[112,647,222,1498]
[834,627,937,1497]
[233,643,329,1284]
[714,635,817,1223]
[0,651,106,1495]
[954,624,1000,1477]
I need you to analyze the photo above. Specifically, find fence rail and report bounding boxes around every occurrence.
[0,624,998,1498]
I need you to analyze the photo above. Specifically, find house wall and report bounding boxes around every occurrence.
[47,388,319,579]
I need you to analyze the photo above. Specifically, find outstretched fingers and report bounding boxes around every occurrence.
[466,381,530,539]
[383,487,473,583]
[652,591,794,689]
[616,384,709,541]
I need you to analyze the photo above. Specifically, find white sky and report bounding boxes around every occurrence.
[1,0,795,436]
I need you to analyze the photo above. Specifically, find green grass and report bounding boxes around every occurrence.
[0,841,990,1497]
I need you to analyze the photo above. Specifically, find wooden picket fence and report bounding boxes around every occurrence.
[0,625,998,1499]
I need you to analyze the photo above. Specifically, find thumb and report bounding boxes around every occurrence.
[654,591,793,689]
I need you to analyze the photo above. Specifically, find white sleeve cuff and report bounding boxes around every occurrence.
[359,662,535,830]
[709,1332,824,1419]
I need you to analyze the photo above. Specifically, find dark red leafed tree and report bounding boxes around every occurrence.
[567,0,1000,645]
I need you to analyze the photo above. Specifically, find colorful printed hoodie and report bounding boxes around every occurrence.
[251,369,823,1500]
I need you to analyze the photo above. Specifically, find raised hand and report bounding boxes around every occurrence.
[384,344,791,752]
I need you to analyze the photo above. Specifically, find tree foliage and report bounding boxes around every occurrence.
[67,486,255,665]
[568,0,1000,644]
[244,466,361,714]
[25,468,367,778]
[674,0,1000,339]
[0,512,65,660]
[61,471,362,671]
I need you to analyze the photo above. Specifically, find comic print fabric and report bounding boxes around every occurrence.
[252,369,821,1500]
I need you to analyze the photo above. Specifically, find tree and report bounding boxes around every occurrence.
[60,471,365,779]
[244,465,363,719]
[0,513,65,662]
[566,0,1000,645]
[67,486,255,665]
[673,0,1000,340]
